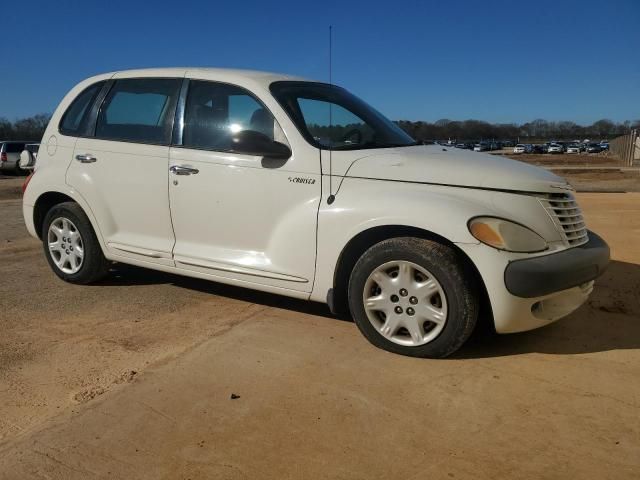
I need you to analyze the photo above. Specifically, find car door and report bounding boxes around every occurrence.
[67,77,182,265]
[168,79,320,293]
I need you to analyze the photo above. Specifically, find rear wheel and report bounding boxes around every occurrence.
[42,202,110,284]
[348,237,479,358]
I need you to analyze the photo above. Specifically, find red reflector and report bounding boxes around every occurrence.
[0,152,6,162]
[22,172,33,194]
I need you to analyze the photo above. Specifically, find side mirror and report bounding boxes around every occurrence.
[231,130,291,160]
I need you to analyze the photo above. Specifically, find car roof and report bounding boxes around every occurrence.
[103,67,314,88]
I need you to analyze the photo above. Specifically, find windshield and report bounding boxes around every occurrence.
[270,81,416,150]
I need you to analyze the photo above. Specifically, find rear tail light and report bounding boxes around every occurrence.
[22,172,34,194]
[1,152,6,162]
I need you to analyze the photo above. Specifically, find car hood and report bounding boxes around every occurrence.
[344,145,569,193]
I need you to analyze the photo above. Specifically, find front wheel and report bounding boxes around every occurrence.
[348,237,479,358]
[42,202,110,284]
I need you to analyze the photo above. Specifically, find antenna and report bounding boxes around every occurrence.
[327,25,336,205]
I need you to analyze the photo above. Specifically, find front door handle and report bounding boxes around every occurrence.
[170,165,199,175]
[76,154,97,163]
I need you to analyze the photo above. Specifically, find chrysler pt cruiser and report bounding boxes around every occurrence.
[22,68,610,358]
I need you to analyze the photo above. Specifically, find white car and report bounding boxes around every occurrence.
[473,143,489,152]
[566,145,581,154]
[513,144,526,154]
[22,68,610,358]
[19,143,40,170]
[548,144,564,153]
[1,141,28,173]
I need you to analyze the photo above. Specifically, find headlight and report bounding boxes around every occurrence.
[468,217,548,253]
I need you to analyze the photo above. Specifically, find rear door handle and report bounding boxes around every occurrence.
[76,154,97,163]
[169,165,199,175]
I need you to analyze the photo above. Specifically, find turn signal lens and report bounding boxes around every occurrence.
[468,217,548,253]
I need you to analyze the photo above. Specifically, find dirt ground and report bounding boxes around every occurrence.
[491,152,640,192]
[552,169,640,192]
[490,151,620,167]
[0,173,639,479]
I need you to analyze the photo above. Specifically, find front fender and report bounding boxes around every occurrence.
[310,177,561,303]
[310,178,490,302]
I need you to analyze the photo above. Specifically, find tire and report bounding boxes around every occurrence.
[42,202,110,284]
[348,237,478,358]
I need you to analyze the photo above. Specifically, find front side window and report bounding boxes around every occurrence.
[96,78,181,145]
[270,81,416,150]
[182,80,287,151]
[59,81,105,136]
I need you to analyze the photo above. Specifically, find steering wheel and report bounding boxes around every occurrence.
[339,128,362,144]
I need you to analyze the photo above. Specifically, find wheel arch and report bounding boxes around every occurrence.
[33,192,80,239]
[330,225,493,329]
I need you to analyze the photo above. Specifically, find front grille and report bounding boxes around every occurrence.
[539,192,589,247]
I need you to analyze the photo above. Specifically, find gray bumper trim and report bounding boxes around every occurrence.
[504,231,610,298]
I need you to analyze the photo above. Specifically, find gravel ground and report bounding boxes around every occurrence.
[0,174,638,479]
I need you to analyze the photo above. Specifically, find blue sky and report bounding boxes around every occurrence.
[1,0,638,124]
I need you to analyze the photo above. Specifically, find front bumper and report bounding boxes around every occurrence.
[504,231,609,298]
[457,231,610,334]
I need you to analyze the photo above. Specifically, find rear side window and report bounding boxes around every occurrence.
[182,80,286,151]
[96,78,181,145]
[59,81,105,136]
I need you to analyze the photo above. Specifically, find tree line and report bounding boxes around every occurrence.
[0,114,51,141]
[396,118,640,142]
[1,113,638,144]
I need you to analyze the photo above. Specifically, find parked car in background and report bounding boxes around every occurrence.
[19,143,40,170]
[548,143,564,154]
[513,144,527,154]
[586,143,602,153]
[22,67,610,359]
[532,144,547,154]
[599,142,609,151]
[473,142,489,152]
[0,141,29,174]
[502,140,515,148]
[566,144,581,154]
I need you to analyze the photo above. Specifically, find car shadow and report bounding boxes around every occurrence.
[98,260,639,357]
[455,259,640,358]
[97,263,345,322]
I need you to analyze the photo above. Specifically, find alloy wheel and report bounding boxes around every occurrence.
[47,217,84,274]
[363,260,448,346]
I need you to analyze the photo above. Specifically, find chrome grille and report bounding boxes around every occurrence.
[539,192,589,247]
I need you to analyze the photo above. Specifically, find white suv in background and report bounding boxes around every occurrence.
[22,68,609,358]
[0,141,28,173]
[513,144,527,154]
[548,143,564,153]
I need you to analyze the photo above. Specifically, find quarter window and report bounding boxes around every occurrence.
[96,78,181,145]
[59,81,105,136]
[182,80,287,151]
